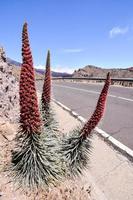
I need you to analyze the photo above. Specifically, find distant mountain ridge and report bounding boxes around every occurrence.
[7,57,21,66]
[35,68,72,77]
[7,57,133,78]
[7,57,72,78]
[73,65,133,78]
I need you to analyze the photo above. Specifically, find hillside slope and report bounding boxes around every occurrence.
[73,65,133,78]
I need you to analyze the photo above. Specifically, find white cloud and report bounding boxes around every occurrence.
[35,65,75,74]
[109,26,129,38]
[52,65,76,74]
[35,65,44,69]
[62,48,84,53]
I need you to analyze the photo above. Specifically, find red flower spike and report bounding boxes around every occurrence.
[42,50,51,107]
[81,72,111,138]
[19,22,41,133]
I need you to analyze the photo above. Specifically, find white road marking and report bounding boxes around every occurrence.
[109,94,117,98]
[54,84,133,102]
[54,84,100,94]
[118,96,133,102]
[54,99,133,158]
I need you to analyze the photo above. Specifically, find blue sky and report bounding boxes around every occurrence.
[1,0,133,73]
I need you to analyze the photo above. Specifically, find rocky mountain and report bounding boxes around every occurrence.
[73,65,133,78]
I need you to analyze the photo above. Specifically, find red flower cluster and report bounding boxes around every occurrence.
[19,23,41,133]
[82,72,111,138]
[42,50,51,107]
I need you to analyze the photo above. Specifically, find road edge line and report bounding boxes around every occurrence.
[53,98,133,161]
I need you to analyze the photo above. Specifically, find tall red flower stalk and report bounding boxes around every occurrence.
[11,23,63,189]
[61,73,111,176]
[42,50,51,109]
[19,22,41,133]
[41,50,59,137]
[81,72,111,138]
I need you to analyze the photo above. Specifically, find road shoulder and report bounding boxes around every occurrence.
[53,100,133,200]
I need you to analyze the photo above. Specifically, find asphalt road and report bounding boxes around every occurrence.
[37,81,133,150]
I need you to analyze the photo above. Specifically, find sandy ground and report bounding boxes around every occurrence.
[0,115,92,200]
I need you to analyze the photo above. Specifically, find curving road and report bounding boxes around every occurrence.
[37,81,133,150]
